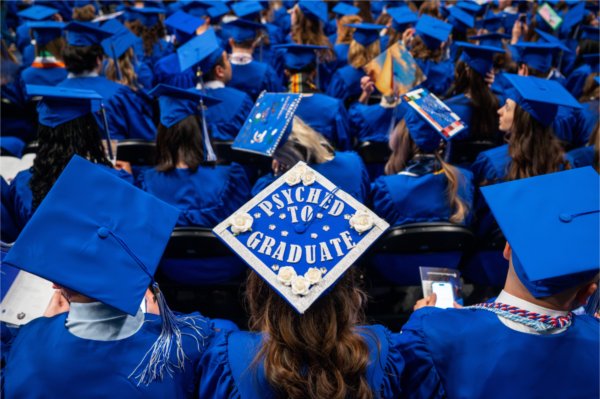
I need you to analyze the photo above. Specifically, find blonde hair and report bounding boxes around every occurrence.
[273,117,334,171]
[104,48,139,91]
[385,120,468,224]
[409,35,444,62]
[348,39,380,69]
[291,6,335,62]
[72,4,96,21]
[336,15,362,45]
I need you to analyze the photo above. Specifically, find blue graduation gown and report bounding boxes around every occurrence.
[371,165,475,227]
[566,146,595,169]
[349,103,395,143]
[134,38,174,66]
[21,45,35,68]
[20,65,67,86]
[566,63,591,100]
[252,151,370,203]
[1,79,36,142]
[415,58,454,96]
[153,53,196,89]
[574,99,598,146]
[4,312,212,399]
[205,87,254,141]
[333,43,350,67]
[1,178,18,243]
[444,94,473,140]
[296,93,351,150]
[9,167,133,234]
[552,105,589,148]
[229,61,284,101]
[398,307,600,399]
[58,76,157,141]
[197,325,403,399]
[138,163,251,227]
[326,65,364,105]
[471,144,510,185]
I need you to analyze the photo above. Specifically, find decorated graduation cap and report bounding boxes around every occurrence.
[387,7,418,32]
[332,2,360,17]
[512,42,561,73]
[126,6,165,27]
[456,41,505,76]
[503,73,582,127]
[3,155,209,384]
[26,85,102,128]
[345,23,385,46]
[468,32,510,48]
[275,44,328,71]
[298,0,328,24]
[447,6,475,32]
[233,92,302,156]
[535,29,573,53]
[482,167,599,298]
[231,0,263,19]
[177,28,221,73]
[149,84,221,161]
[165,10,205,44]
[64,21,112,47]
[17,5,58,21]
[27,21,65,47]
[415,15,452,49]
[222,18,265,42]
[213,162,389,313]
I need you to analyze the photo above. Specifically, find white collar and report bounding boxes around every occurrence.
[203,80,226,89]
[66,301,144,341]
[67,70,99,79]
[494,290,569,335]
[229,52,253,65]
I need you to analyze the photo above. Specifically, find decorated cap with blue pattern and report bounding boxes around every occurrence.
[482,167,599,298]
[213,162,389,313]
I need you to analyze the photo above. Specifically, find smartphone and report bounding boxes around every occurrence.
[432,282,455,309]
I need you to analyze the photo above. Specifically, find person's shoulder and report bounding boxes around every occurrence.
[332,150,363,164]
[445,93,471,106]
[12,168,33,185]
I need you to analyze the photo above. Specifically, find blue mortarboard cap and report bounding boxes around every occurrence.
[177,28,221,72]
[332,2,360,16]
[126,6,165,27]
[468,32,510,48]
[274,43,328,70]
[455,0,482,15]
[580,25,600,41]
[0,136,26,158]
[222,18,265,42]
[231,1,263,18]
[101,28,138,60]
[26,85,103,128]
[582,54,600,73]
[149,84,221,128]
[233,93,302,156]
[165,11,205,44]
[387,7,418,32]
[503,74,582,127]
[500,11,519,32]
[512,42,561,73]
[298,0,328,23]
[181,0,212,18]
[207,2,230,19]
[475,13,503,32]
[27,21,65,47]
[101,19,129,35]
[213,161,389,313]
[3,155,180,315]
[447,6,476,32]
[560,1,586,37]
[64,21,112,47]
[415,15,452,49]
[17,5,58,21]
[345,23,385,46]
[457,41,505,76]
[482,168,599,298]
[535,29,573,52]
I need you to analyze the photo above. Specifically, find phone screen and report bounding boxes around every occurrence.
[432,282,455,309]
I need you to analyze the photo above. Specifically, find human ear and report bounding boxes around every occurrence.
[503,242,511,261]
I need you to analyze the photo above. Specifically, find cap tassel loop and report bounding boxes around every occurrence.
[100,229,209,385]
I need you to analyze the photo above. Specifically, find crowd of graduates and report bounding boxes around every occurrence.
[0,0,599,398]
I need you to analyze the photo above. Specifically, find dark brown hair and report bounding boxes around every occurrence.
[155,114,206,172]
[126,19,167,57]
[506,104,568,181]
[72,4,97,21]
[410,35,443,62]
[291,6,335,62]
[246,268,374,399]
[62,44,104,74]
[36,37,65,61]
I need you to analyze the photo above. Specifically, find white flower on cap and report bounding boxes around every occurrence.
[304,267,323,285]
[291,275,310,296]
[230,212,253,235]
[349,210,374,234]
[277,266,297,286]
[301,169,316,186]
[284,166,304,186]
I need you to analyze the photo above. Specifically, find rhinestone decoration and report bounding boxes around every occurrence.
[281,231,289,237]
[322,225,330,231]
[279,213,286,220]
[320,267,327,274]
[344,214,351,220]
[254,212,261,219]
[316,213,323,219]
[310,233,318,239]
[271,265,279,271]
[269,224,276,230]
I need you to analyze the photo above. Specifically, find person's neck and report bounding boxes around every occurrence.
[231,47,253,55]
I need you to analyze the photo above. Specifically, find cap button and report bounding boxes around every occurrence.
[559,213,572,223]
[294,224,307,234]
[97,227,110,238]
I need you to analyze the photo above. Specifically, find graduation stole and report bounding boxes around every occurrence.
[470,302,573,332]
[31,52,65,69]
[288,73,318,94]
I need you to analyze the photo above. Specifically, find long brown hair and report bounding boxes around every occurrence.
[385,119,468,224]
[446,60,500,142]
[506,104,568,181]
[591,122,599,173]
[155,115,206,172]
[104,48,139,91]
[410,35,443,62]
[336,15,363,45]
[246,268,374,399]
[579,73,599,102]
[72,4,96,21]
[348,39,380,69]
[291,6,335,62]
[126,19,167,57]
[354,0,374,23]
